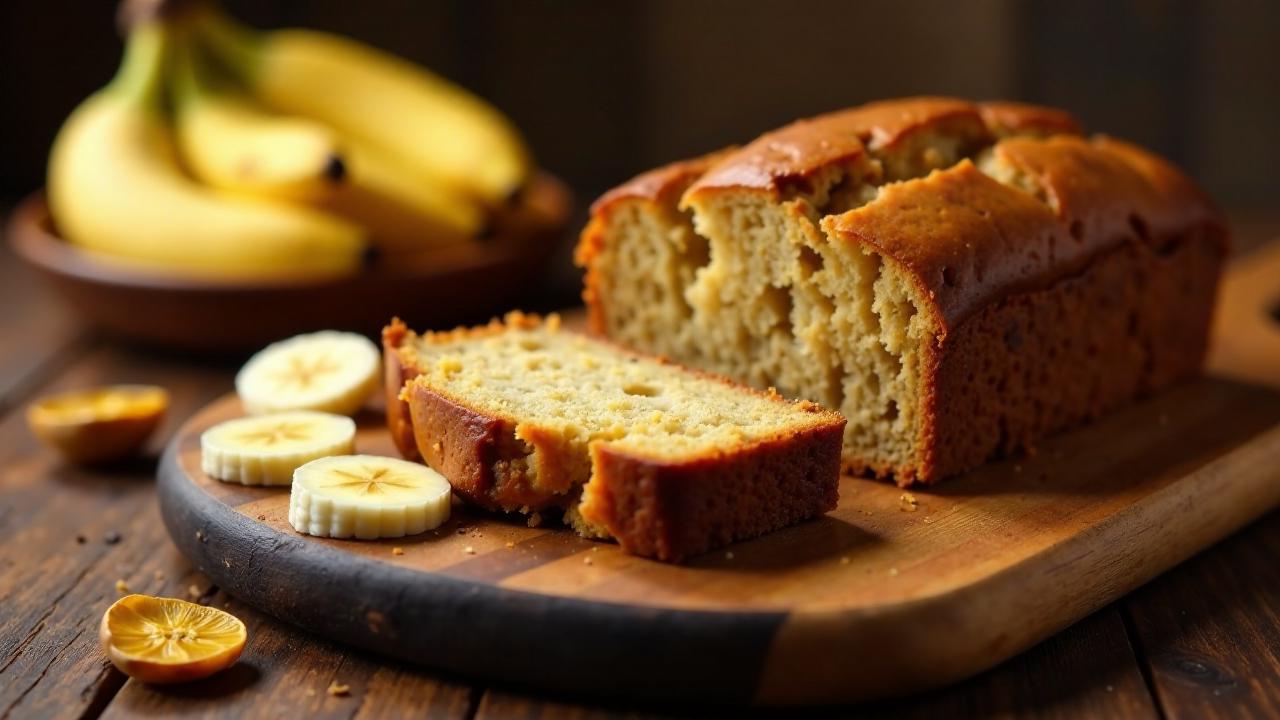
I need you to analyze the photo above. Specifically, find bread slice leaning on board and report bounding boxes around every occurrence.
[382,314,845,562]
[576,96,1229,485]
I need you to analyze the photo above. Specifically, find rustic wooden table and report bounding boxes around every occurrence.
[3,237,1279,719]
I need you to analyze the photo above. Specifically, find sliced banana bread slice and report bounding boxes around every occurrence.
[383,313,845,562]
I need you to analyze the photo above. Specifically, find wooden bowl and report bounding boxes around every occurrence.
[7,173,572,354]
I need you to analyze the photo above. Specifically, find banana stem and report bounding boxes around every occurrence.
[191,4,264,83]
[109,22,170,109]
[168,25,228,111]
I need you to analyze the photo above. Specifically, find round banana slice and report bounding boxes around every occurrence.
[202,411,356,486]
[289,455,451,539]
[236,331,380,416]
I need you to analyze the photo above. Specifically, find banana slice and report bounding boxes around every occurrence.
[289,455,451,539]
[236,331,379,416]
[201,411,356,486]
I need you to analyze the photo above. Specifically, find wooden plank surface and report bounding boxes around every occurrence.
[0,346,230,719]
[1124,515,1280,719]
[101,578,476,720]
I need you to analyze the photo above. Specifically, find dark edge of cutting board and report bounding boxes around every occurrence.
[157,436,787,706]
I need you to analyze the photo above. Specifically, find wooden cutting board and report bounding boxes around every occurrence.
[158,243,1280,706]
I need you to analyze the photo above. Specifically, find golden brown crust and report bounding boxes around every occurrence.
[916,230,1224,483]
[575,216,609,335]
[584,423,844,562]
[821,133,1227,331]
[588,148,737,217]
[381,319,421,462]
[1090,136,1226,243]
[822,160,1070,331]
[405,384,571,513]
[977,101,1082,137]
[684,97,993,197]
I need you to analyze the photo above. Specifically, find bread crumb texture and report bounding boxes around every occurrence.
[387,314,844,560]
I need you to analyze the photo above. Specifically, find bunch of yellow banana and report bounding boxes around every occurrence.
[47,2,531,280]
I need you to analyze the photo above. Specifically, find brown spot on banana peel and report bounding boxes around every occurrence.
[323,154,348,184]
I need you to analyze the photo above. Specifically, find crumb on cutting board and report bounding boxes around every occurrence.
[899,492,919,512]
[327,682,350,697]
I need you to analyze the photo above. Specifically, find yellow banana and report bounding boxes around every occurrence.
[195,6,531,206]
[170,35,346,202]
[176,12,484,250]
[47,21,366,280]
[320,137,488,251]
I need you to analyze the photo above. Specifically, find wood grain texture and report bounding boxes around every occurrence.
[101,582,476,720]
[154,236,1280,704]
[1124,515,1280,719]
[0,346,231,719]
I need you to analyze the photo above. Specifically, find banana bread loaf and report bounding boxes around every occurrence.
[382,314,845,561]
[576,97,1228,484]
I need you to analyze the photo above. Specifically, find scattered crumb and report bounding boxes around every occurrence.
[75,535,87,545]
[392,547,404,556]
[104,531,122,545]
[187,584,202,599]
[327,682,351,697]
[153,570,166,582]
[923,516,932,524]
[463,546,475,555]
[257,514,267,521]
[455,527,467,535]
[899,492,919,512]
[583,557,593,566]
[1013,464,1023,474]
[114,579,130,594]
[840,557,851,565]
[527,512,543,528]
[1105,684,1114,692]
[1158,413,1170,426]
[222,558,231,568]
[195,530,205,543]
[504,541,515,549]
[888,567,900,577]
[725,551,735,560]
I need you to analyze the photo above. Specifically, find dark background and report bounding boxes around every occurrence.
[3,0,1277,297]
